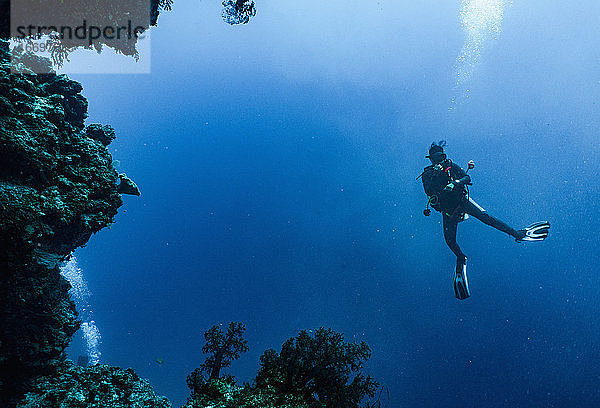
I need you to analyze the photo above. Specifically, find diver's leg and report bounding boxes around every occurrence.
[462,197,521,238]
[443,213,466,261]
[443,214,470,299]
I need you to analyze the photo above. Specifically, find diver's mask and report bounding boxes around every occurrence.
[426,151,446,164]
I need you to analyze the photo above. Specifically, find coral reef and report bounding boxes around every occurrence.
[17,363,171,408]
[255,328,378,407]
[0,40,165,407]
[186,378,315,408]
[5,0,173,69]
[0,0,9,39]
[85,123,115,147]
[222,0,256,25]
[185,326,379,408]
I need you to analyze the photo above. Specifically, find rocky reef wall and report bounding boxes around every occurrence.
[0,40,164,407]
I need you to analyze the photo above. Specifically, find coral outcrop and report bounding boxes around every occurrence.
[17,364,171,408]
[117,173,141,196]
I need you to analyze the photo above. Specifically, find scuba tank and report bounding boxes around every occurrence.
[417,160,474,216]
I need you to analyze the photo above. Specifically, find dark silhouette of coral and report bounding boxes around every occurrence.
[222,0,256,25]
[2,0,172,69]
[187,322,249,398]
[256,328,378,408]
[0,0,10,39]
[185,326,379,408]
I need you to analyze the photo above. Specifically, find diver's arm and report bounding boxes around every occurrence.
[455,174,471,186]
[443,163,471,191]
[451,163,471,186]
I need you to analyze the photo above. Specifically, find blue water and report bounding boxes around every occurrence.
[67,1,600,406]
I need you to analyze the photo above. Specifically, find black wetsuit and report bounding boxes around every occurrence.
[421,159,521,261]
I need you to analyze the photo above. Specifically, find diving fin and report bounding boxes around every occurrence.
[453,257,470,300]
[516,221,550,242]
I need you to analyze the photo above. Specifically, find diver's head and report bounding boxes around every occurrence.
[426,141,447,164]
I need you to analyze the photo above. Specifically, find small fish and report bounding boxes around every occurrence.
[155,358,164,365]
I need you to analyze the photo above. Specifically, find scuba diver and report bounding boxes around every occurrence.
[417,141,550,300]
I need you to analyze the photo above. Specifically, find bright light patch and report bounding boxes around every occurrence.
[451,0,510,108]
